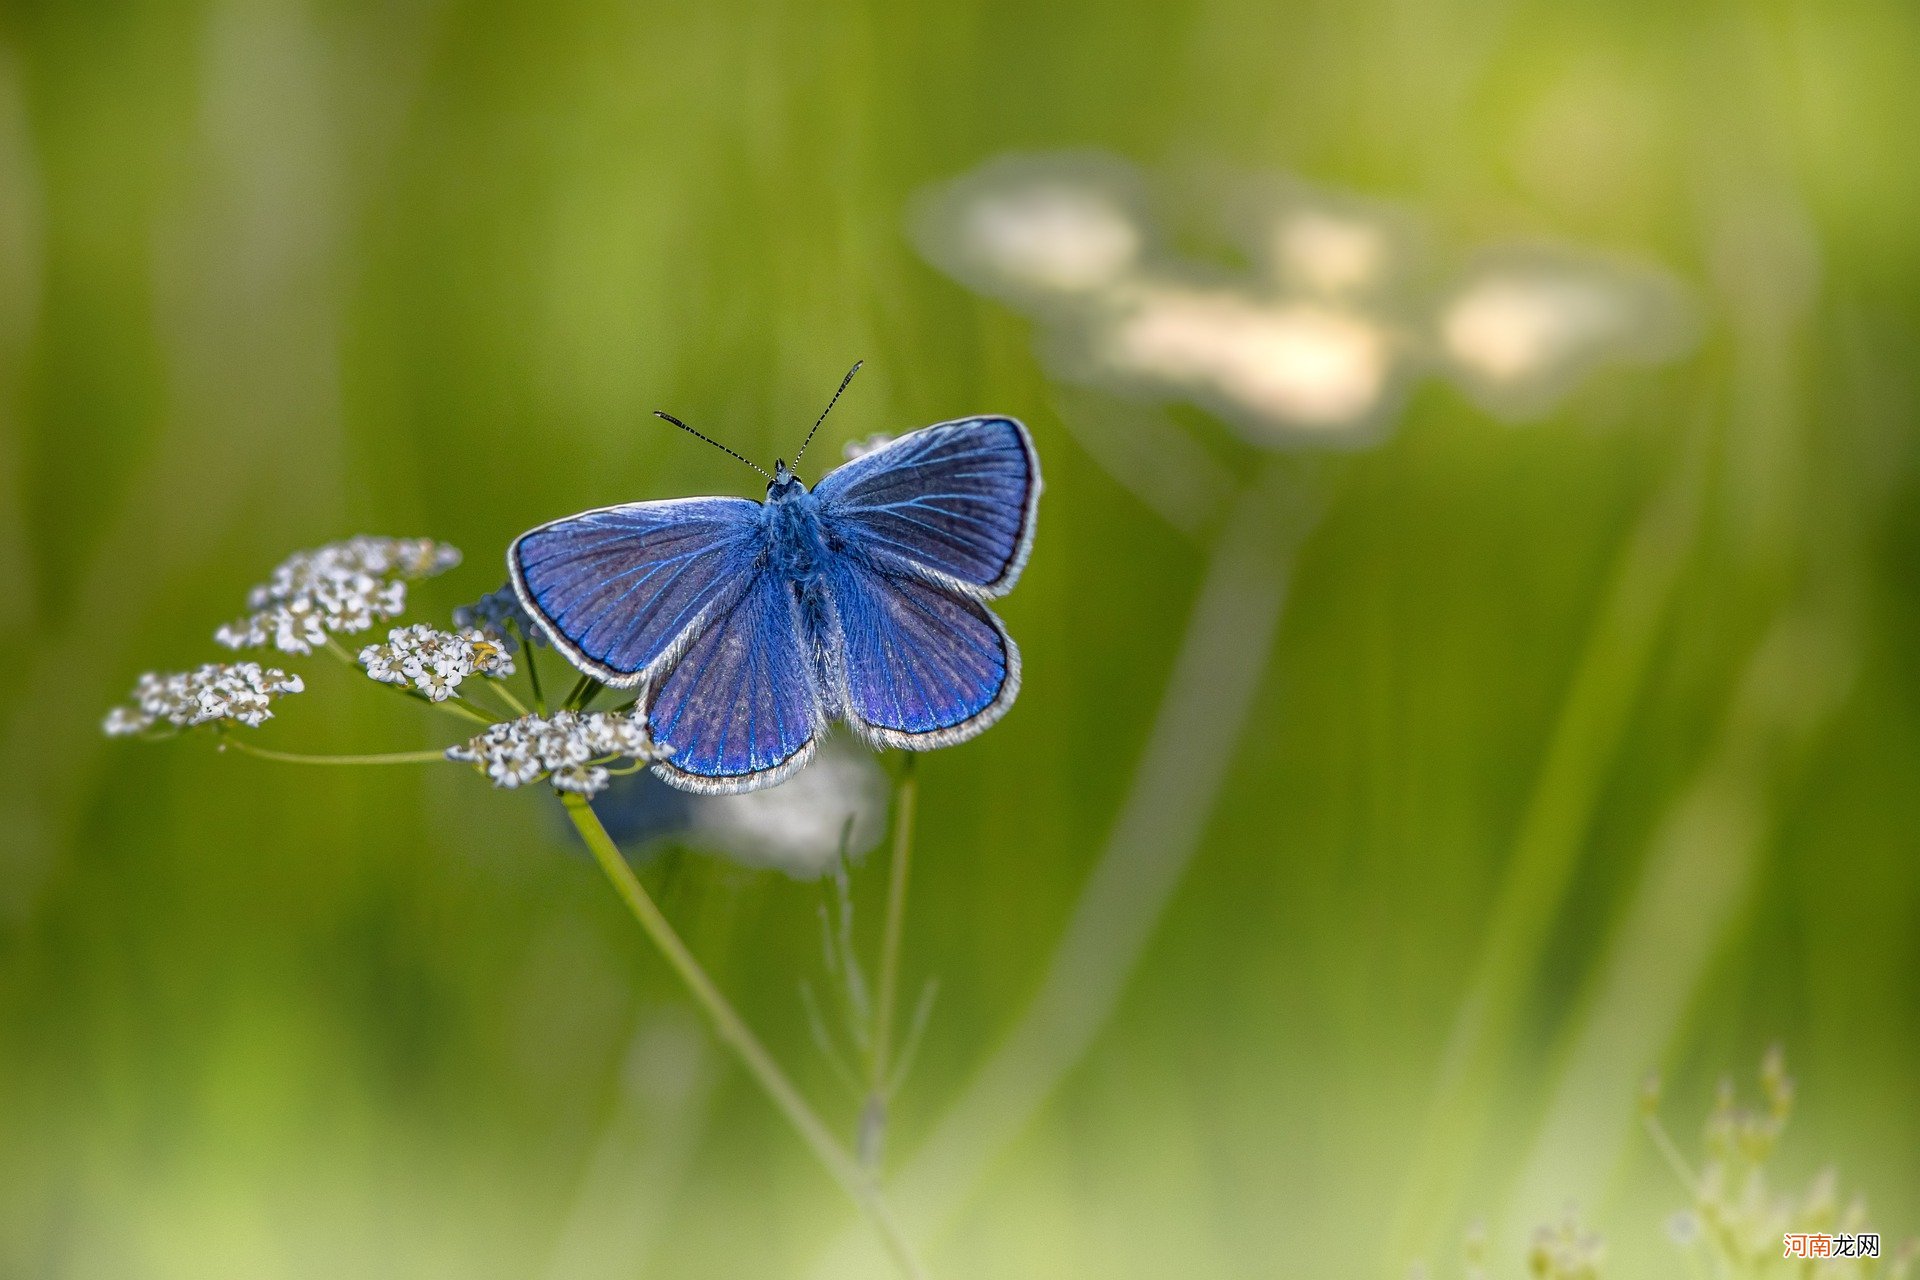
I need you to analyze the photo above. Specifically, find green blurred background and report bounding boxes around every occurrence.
[1,0,1916,1276]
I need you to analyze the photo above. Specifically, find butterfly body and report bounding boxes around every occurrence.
[511,417,1040,794]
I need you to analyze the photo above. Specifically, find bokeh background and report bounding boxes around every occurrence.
[2,1,1917,1277]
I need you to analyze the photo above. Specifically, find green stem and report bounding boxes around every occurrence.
[560,794,929,1280]
[480,680,529,717]
[565,673,602,710]
[419,690,494,726]
[1640,1112,1701,1197]
[220,738,448,766]
[515,623,547,712]
[862,755,918,1165]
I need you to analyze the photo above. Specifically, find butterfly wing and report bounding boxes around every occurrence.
[824,557,1019,749]
[813,416,1040,597]
[510,497,763,687]
[645,565,822,793]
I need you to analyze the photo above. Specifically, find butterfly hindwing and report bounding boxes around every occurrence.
[826,556,1017,748]
[646,566,822,793]
[814,416,1040,596]
[510,497,761,686]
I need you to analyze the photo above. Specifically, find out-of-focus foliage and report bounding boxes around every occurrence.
[1,0,1917,1277]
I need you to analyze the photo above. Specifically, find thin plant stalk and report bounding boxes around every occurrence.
[863,754,918,1167]
[560,794,931,1280]
[487,679,530,717]
[516,621,548,712]
[808,456,1325,1276]
[565,673,603,710]
[219,738,449,765]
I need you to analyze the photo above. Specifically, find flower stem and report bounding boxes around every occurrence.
[410,689,494,725]
[565,673,604,710]
[560,794,930,1280]
[478,680,530,717]
[515,622,547,712]
[1640,1111,1700,1197]
[862,754,918,1166]
[806,457,1325,1277]
[219,738,448,766]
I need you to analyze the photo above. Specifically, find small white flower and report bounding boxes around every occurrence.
[454,584,549,651]
[102,706,152,737]
[552,763,610,795]
[445,709,667,798]
[103,662,305,736]
[358,623,513,702]
[215,536,461,655]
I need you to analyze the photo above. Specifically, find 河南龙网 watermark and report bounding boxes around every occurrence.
[1785,1233,1879,1259]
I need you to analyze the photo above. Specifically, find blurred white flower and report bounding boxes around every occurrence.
[214,536,462,655]
[359,623,514,702]
[454,583,548,651]
[909,152,1149,307]
[1092,285,1400,439]
[689,739,888,878]
[591,737,889,880]
[102,662,305,736]
[1437,247,1696,421]
[1279,211,1389,294]
[964,185,1141,293]
[446,709,665,797]
[913,154,1700,458]
[915,157,1413,450]
[1222,177,1425,302]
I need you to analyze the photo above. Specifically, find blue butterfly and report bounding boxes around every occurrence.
[510,367,1041,794]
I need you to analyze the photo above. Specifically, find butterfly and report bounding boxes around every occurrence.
[509,365,1041,794]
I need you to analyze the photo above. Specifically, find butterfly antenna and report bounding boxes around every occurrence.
[792,360,864,471]
[653,411,773,481]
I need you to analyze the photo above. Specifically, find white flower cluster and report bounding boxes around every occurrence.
[453,584,548,652]
[214,536,462,655]
[445,709,666,797]
[359,624,514,702]
[102,662,305,736]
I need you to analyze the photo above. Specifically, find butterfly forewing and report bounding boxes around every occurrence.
[814,416,1039,596]
[510,497,761,686]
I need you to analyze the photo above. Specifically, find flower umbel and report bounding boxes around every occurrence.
[214,536,462,655]
[102,662,305,735]
[359,623,514,702]
[1644,1047,1916,1279]
[446,709,667,797]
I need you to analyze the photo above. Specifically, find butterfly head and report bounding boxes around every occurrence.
[767,459,807,502]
